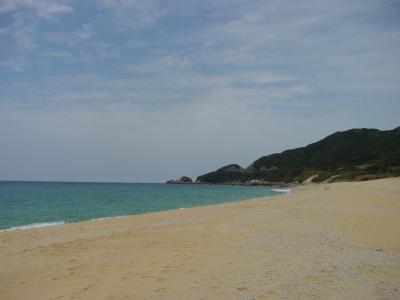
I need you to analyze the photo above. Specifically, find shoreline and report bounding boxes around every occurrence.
[1,178,399,299]
[0,186,290,233]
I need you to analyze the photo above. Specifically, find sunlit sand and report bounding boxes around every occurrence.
[1,178,399,299]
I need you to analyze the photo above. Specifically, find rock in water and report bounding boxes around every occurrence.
[179,176,193,183]
[166,176,193,184]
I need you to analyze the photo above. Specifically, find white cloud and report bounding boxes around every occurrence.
[0,0,73,17]
[1,0,399,180]
[0,12,36,71]
[42,25,119,64]
[94,0,166,28]
[0,1,73,71]
[46,24,94,45]
[40,50,72,59]
[0,56,26,71]
[238,73,295,85]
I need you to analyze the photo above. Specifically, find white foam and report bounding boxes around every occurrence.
[271,188,291,194]
[89,216,128,222]
[1,221,65,232]
[91,216,115,221]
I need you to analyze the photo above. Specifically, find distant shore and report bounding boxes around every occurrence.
[1,178,399,299]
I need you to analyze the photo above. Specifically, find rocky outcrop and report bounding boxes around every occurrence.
[166,176,193,184]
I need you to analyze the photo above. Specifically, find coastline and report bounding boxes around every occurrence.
[0,185,289,233]
[1,178,399,299]
[0,191,290,233]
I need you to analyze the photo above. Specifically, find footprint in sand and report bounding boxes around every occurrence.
[237,287,248,292]
[83,284,95,291]
[161,267,172,273]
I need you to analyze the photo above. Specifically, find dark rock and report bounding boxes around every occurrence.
[179,176,193,183]
[166,176,193,184]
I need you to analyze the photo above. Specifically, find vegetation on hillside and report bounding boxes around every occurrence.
[196,127,400,184]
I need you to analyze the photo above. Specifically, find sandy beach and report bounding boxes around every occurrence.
[1,178,399,299]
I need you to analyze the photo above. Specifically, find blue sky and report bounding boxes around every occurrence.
[1,0,399,182]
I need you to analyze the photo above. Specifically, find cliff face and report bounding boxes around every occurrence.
[196,127,400,184]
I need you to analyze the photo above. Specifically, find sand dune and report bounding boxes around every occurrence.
[1,178,400,299]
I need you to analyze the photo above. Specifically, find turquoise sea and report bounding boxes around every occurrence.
[0,181,288,231]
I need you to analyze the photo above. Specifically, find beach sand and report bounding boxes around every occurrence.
[1,178,400,299]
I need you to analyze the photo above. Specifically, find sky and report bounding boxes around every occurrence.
[0,0,399,182]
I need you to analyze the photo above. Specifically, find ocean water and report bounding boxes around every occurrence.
[0,181,287,231]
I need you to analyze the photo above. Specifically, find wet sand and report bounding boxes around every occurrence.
[1,178,399,299]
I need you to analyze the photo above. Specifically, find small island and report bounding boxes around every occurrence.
[166,176,193,184]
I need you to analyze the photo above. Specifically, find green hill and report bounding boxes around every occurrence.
[196,127,400,184]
